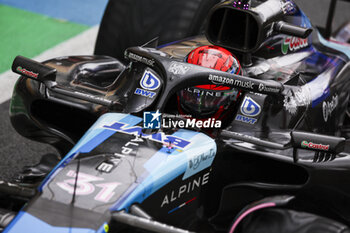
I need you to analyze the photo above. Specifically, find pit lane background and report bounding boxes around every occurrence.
[0,0,349,180]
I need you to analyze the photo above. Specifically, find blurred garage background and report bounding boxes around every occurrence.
[0,0,349,180]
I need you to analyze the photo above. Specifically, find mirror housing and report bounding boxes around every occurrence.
[12,55,56,82]
[291,131,345,154]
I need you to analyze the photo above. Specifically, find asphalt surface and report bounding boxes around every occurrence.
[0,0,350,181]
[0,25,99,180]
[0,100,56,180]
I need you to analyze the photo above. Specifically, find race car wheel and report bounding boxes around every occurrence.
[233,208,350,233]
[94,0,220,62]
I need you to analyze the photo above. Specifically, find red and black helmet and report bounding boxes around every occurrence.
[178,45,242,119]
[187,45,241,74]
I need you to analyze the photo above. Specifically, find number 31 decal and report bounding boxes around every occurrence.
[57,170,121,203]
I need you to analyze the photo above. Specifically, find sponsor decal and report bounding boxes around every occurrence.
[103,122,191,149]
[183,148,216,180]
[121,136,143,155]
[235,114,257,124]
[283,88,311,115]
[241,97,261,117]
[72,91,113,105]
[134,70,161,98]
[168,62,190,75]
[144,110,162,129]
[97,162,114,173]
[209,74,254,89]
[140,70,161,90]
[322,95,338,122]
[134,88,156,98]
[258,83,280,93]
[97,159,119,173]
[168,197,197,214]
[57,170,121,202]
[185,87,240,100]
[301,141,330,151]
[16,66,39,78]
[236,96,261,124]
[161,171,210,208]
[127,52,155,66]
[282,36,309,54]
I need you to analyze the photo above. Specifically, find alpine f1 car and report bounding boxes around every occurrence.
[2,0,350,232]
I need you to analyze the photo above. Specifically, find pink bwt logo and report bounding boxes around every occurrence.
[57,170,121,202]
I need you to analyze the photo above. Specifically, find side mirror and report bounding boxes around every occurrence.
[12,56,56,82]
[291,131,346,162]
[274,21,313,39]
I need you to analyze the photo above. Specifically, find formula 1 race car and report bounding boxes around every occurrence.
[1,0,350,232]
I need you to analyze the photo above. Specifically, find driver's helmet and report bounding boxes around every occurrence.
[178,45,242,119]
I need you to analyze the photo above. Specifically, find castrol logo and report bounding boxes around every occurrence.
[282,36,309,54]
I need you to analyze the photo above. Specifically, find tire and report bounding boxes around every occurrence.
[235,209,350,233]
[94,0,219,62]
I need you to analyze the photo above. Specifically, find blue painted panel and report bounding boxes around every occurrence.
[39,113,142,191]
[317,32,350,59]
[110,129,217,211]
[3,211,100,233]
